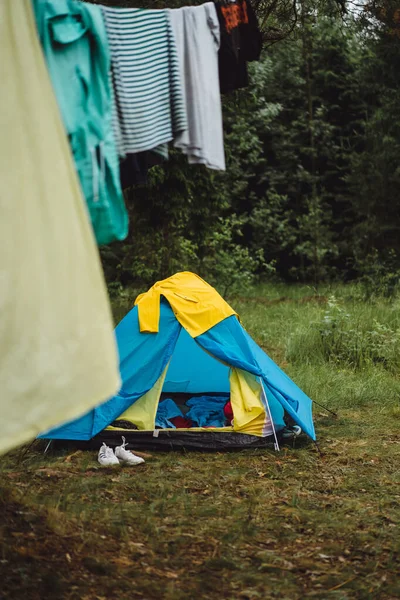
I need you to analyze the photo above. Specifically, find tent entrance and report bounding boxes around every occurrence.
[107,327,273,437]
[154,391,232,431]
[107,371,272,437]
[107,380,234,434]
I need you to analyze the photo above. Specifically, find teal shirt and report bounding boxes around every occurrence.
[33,0,128,245]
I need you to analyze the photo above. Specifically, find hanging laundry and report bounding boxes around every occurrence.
[214,0,263,94]
[102,7,187,159]
[33,0,128,246]
[169,3,226,171]
[110,66,126,161]
[0,0,120,456]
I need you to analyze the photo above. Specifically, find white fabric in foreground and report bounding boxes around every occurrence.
[169,3,226,171]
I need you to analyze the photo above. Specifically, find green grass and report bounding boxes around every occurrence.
[1,283,400,600]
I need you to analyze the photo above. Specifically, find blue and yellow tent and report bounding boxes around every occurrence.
[40,273,315,449]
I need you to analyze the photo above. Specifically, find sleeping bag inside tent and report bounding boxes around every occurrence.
[40,272,316,450]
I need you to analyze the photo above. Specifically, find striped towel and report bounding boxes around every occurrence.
[102,7,187,158]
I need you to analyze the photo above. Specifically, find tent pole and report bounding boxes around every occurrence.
[260,379,280,452]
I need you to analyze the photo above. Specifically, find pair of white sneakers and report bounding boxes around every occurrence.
[98,436,145,467]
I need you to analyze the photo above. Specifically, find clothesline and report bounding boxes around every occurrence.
[33,0,262,246]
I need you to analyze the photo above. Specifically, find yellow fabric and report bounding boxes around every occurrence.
[230,369,269,437]
[107,426,234,433]
[134,272,238,337]
[110,364,170,430]
[0,0,120,456]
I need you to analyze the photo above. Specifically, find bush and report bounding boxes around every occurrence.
[356,249,400,300]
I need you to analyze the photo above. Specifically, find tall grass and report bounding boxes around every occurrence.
[286,295,400,372]
[232,283,400,415]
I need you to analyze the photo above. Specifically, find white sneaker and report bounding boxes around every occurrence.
[98,442,120,466]
[115,436,145,466]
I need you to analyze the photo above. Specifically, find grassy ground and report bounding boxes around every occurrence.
[1,283,400,600]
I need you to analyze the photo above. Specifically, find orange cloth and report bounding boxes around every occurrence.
[134,272,238,337]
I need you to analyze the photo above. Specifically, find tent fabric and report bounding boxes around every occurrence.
[97,428,277,451]
[41,285,315,441]
[1,0,120,456]
[114,364,170,431]
[134,272,238,336]
[230,369,272,437]
[196,317,315,439]
[164,326,230,393]
[108,362,271,437]
[40,301,180,440]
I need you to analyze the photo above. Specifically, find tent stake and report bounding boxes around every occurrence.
[44,440,52,454]
[260,379,280,452]
[314,441,323,457]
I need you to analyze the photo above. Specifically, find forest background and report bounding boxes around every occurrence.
[93,0,400,299]
[2,3,400,599]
